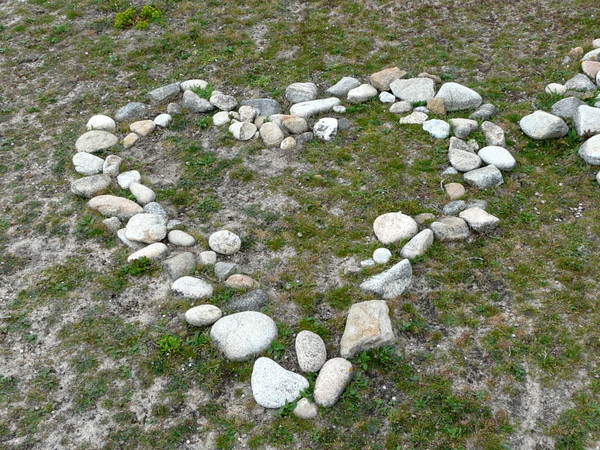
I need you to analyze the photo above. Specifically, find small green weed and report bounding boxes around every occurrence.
[191,83,214,99]
[114,5,162,30]
[157,335,182,355]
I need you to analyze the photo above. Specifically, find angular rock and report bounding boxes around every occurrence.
[399,111,427,124]
[70,174,112,198]
[167,102,182,115]
[214,262,239,281]
[72,152,104,176]
[478,146,516,171]
[435,82,482,111]
[210,311,277,361]
[390,77,435,103]
[237,105,256,123]
[209,91,238,111]
[198,250,217,266]
[129,182,156,205]
[147,82,180,104]
[213,111,230,126]
[88,195,143,220]
[373,212,418,244]
[154,113,172,128]
[117,170,141,189]
[390,101,413,114]
[370,67,406,91]
[459,207,500,232]
[251,357,309,408]
[340,300,395,358]
[286,82,318,104]
[359,259,412,298]
[423,119,450,139]
[229,121,257,141]
[314,358,353,408]
[573,105,600,137]
[209,230,241,255]
[182,90,215,113]
[185,304,222,327]
[168,230,195,247]
[519,111,568,140]
[550,97,587,120]
[115,102,147,122]
[293,398,318,419]
[259,122,284,147]
[289,98,341,119]
[127,242,168,262]
[162,252,196,279]
[75,130,118,153]
[326,77,361,97]
[564,73,596,92]
[125,213,167,243]
[469,103,497,121]
[430,217,470,242]
[481,121,505,147]
[427,97,446,115]
[225,289,269,312]
[443,200,467,215]
[172,276,213,299]
[86,114,116,132]
[347,84,378,103]
[102,155,122,177]
[240,98,282,117]
[130,120,155,137]
[400,229,434,259]
[313,118,338,141]
[296,330,327,372]
[449,137,482,172]
[463,164,504,189]
[578,134,600,165]
[379,91,396,103]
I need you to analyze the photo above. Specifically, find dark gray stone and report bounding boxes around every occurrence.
[240,98,282,117]
[115,102,147,122]
[226,289,269,312]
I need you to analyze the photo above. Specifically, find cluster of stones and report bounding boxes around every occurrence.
[520,40,600,184]
[71,65,513,418]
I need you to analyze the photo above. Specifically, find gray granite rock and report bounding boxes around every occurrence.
[481,121,505,147]
[286,82,318,104]
[225,289,269,312]
[162,252,196,279]
[469,103,497,121]
[379,91,396,103]
[448,137,482,172]
[435,82,482,111]
[125,213,167,244]
[390,101,413,114]
[143,202,168,224]
[578,134,600,165]
[347,84,378,103]
[359,259,412,298]
[399,111,428,124]
[463,164,504,189]
[400,229,434,260]
[289,98,340,119]
[102,155,122,177]
[282,116,309,134]
[296,330,327,372]
[129,182,156,205]
[240,98,282,117]
[70,174,112,198]
[326,77,361,97]
[171,276,213,299]
[459,207,500,232]
[117,170,141,189]
[430,217,470,242]
[573,105,600,137]
[251,357,309,408]
[478,146,516,171]
[115,102,147,122]
[182,90,215,113]
[550,97,586,120]
[214,262,240,281]
[564,73,596,92]
[340,300,395,358]
[373,212,418,244]
[209,230,241,255]
[210,91,238,111]
[390,77,435,103]
[229,121,257,141]
[293,398,318,419]
[75,130,118,153]
[519,111,568,140]
[423,119,450,139]
[168,230,195,247]
[184,304,222,327]
[154,113,172,127]
[314,358,353,408]
[443,200,467,216]
[180,79,208,91]
[449,118,478,139]
[260,122,284,147]
[147,82,180,104]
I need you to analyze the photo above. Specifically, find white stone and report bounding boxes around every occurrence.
[545,83,566,95]
[519,111,568,140]
[70,174,112,198]
[289,98,341,119]
[430,217,470,242]
[400,229,434,260]
[185,305,222,327]
[449,118,478,139]
[379,91,396,103]
[448,137,482,172]
[481,121,505,147]
[565,73,596,92]
[129,182,156,205]
[573,105,600,137]
[434,82,482,111]
[127,243,168,262]
[229,121,257,140]
[373,248,392,264]
[72,152,104,175]
[198,250,217,266]
[347,84,378,103]
[313,118,338,141]
[423,119,450,139]
[88,195,143,220]
[208,230,241,255]
[360,259,412,299]
[593,39,600,49]
[154,113,172,127]
[295,331,327,373]
[86,114,116,132]
[117,170,141,189]
[459,207,500,232]
[125,213,167,243]
[339,300,395,358]
[213,111,230,126]
[390,101,413,114]
[373,212,418,244]
[390,77,435,103]
[182,90,214,113]
[162,252,196,279]
[168,230,195,247]
[130,119,156,137]
[102,155,122,177]
[75,130,118,153]
[209,92,238,111]
[463,165,504,189]
[314,358,353,408]
[578,134,600,165]
[259,122,284,147]
[293,398,318,419]
[286,82,318,104]
[180,79,208,91]
[280,136,296,150]
[172,276,213,299]
[399,111,428,124]
[251,357,309,409]
[326,77,361,97]
[478,146,517,171]
[210,311,277,361]
[332,105,346,113]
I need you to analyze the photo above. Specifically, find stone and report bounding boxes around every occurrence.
[442,166,459,176]
[565,73,596,92]
[102,155,122,177]
[214,262,240,281]
[198,250,217,266]
[296,330,327,372]
[88,195,143,220]
[162,252,196,279]
[459,207,500,232]
[210,312,278,361]
[86,114,116,132]
[167,103,182,115]
[267,114,285,128]
[124,213,167,244]
[326,77,361,97]
[578,134,600,165]
[280,136,296,150]
[400,229,434,259]
[127,243,169,262]
[293,398,318,419]
[118,229,144,249]
[545,83,567,95]
[430,217,470,242]
[282,116,308,134]
[147,82,180,104]
[313,118,338,141]
[445,182,465,200]
[467,139,480,152]
[414,106,429,113]
[360,259,375,268]
[209,230,241,255]
[130,120,155,137]
[207,91,236,111]
[226,289,269,312]
[182,90,215,113]
[314,358,353,408]
[519,111,568,140]
[168,230,195,247]
[373,248,392,264]
[259,122,284,147]
[117,170,141,189]
[71,174,112,198]
[332,105,346,113]
[435,82,482,111]
[154,113,172,128]
[582,48,600,61]
[229,121,257,141]
[390,77,435,103]
[235,106,254,123]
[463,165,504,189]
[373,212,418,244]
[337,118,351,131]
[185,305,222,327]
[399,111,428,124]
[582,61,600,79]
[593,39,600,49]
[289,98,341,119]
[180,79,208,91]
[73,152,104,175]
[427,97,446,116]
[359,259,412,298]
[478,146,517,171]
[414,213,435,225]
[419,72,442,83]
[550,97,587,120]
[102,217,120,233]
[75,130,118,153]
[573,105,600,137]
[469,103,497,121]
[225,274,258,289]
[379,91,396,103]
[129,182,156,205]
[340,300,395,358]
[122,133,139,149]
[213,111,230,126]
[423,119,450,139]
[370,67,406,91]
[144,202,168,224]
[449,137,482,172]
[390,101,413,114]
[251,357,309,408]
[166,219,180,230]
[443,200,467,215]
[172,276,213,299]
[466,199,488,210]
[240,98,282,117]
[347,84,378,103]
[286,82,318,104]
[115,102,146,122]
[481,121,505,147]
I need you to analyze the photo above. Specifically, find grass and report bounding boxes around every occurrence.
[0,0,599,447]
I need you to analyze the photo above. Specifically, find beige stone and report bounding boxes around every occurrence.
[369,67,407,91]
[224,274,258,289]
[445,182,466,200]
[122,133,139,149]
[427,98,446,116]
[130,120,156,137]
